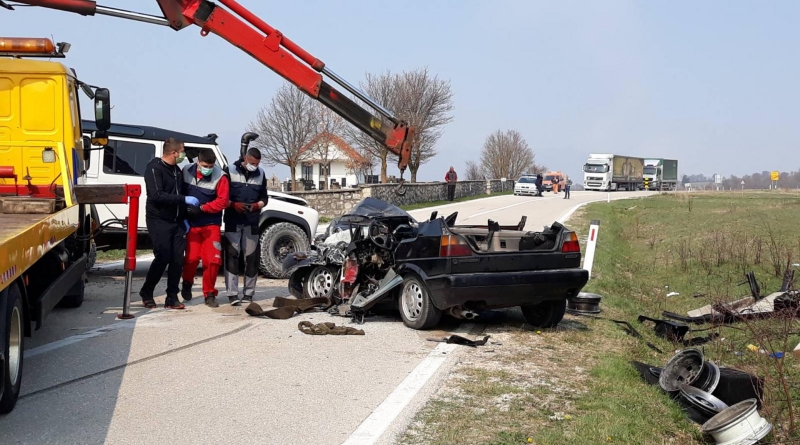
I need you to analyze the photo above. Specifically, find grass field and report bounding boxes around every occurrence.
[400,191,800,445]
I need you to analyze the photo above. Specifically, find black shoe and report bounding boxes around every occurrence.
[229,295,241,306]
[165,296,185,310]
[205,295,219,308]
[181,281,193,301]
[241,295,253,305]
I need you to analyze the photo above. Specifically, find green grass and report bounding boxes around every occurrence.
[554,191,800,442]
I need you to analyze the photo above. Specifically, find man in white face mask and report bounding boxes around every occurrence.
[222,147,268,305]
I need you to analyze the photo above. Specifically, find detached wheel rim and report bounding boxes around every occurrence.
[402,281,424,322]
[309,268,334,298]
[8,305,21,386]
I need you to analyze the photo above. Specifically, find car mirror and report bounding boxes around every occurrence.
[93,88,111,131]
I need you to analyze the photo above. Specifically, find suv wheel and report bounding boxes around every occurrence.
[259,223,309,279]
[520,300,566,328]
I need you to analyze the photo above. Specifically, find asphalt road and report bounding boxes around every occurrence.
[0,189,649,445]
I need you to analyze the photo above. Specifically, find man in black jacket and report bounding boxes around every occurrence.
[222,147,268,306]
[139,137,198,309]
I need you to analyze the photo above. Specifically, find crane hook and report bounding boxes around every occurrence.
[394,171,407,196]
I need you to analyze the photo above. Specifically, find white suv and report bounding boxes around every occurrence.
[81,120,318,278]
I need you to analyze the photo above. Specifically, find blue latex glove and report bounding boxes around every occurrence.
[183,220,190,233]
[185,196,200,206]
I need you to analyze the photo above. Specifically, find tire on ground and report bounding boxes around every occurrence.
[397,272,441,330]
[520,299,566,328]
[0,283,24,414]
[259,222,309,279]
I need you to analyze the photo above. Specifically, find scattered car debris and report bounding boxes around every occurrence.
[297,321,365,336]
[245,297,332,319]
[631,348,767,427]
[569,311,664,353]
[701,399,772,445]
[567,292,602,314]
[426,334,491,347]
[636,316,720,346]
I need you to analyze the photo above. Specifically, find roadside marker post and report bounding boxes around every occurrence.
[583,220,601,279]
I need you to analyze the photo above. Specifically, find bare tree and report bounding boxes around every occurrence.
[344,68,454,183]
[464,160,484,180]
[394,68,454,182]
[247,84,319,191]
[479,129,538,179]
[343,71,399,183]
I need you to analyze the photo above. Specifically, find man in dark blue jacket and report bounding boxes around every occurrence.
[139,138,197,310]
[222,147,268,305]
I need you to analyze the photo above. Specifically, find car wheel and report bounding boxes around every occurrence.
[520,300,566,328]
[287,268,308,299]
[259,223,309,279]
[303,266,337,300]
[398,273,441,330]
[0,283,24,414]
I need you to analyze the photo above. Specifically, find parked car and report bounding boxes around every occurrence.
[284,198,589,330]
[514,175,540,196]
[81,120,319,278]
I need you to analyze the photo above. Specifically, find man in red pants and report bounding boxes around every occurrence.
[180,148,229,307]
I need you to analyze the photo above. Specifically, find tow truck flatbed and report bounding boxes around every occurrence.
[0,206,81,309]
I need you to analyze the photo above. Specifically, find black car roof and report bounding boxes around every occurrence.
[81,120,218,146]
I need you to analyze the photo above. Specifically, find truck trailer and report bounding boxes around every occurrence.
[582,153,645,191]
[643,158,678,191]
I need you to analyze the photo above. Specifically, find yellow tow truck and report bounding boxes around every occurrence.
[0,37,134,414]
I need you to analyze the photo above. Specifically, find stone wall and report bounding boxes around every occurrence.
[290,179,516,219]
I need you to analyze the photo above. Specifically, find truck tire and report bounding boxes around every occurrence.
[520,300,566,328]
[259,223,309,279]
[398,273,441,330]
[0,283,24,414]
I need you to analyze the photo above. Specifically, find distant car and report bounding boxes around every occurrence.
[514,175,539,196]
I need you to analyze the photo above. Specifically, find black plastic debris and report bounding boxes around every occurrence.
[426,334,491,347]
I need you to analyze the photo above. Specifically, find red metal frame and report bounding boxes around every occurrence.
[122,184,141,273]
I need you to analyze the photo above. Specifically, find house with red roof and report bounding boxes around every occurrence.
[295,132,374,190]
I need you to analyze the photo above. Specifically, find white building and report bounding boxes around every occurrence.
[294,132,372,190]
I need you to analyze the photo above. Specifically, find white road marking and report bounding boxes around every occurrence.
[342,323,475,445]
[464,195,564,220]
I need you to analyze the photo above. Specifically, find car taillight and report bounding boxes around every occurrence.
[440,234,472,257]
[562,232,581,253]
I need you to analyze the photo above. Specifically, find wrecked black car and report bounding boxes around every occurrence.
[282,197,589,330]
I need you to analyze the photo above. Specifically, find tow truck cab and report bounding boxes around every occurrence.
[0,37,112,414]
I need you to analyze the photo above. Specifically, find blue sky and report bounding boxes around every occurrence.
[5,1,799,182]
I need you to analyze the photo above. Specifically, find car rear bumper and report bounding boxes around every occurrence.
[425,268,589,310]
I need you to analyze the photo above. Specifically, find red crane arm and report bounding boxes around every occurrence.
[12,0,414,179]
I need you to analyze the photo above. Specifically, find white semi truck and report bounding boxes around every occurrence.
[582,153,645,191]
